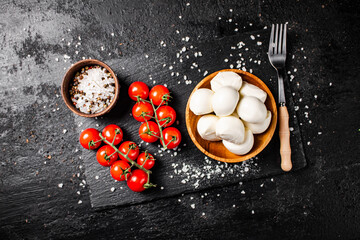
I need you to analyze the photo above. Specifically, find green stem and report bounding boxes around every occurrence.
[147,98,167,149]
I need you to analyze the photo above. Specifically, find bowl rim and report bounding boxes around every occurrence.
[61,59,120,118]
[185,69,277,163]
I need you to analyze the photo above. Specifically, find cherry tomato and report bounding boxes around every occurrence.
[96,145,118,167]
[149,85,170,106]
[79,128,102,150]
[162,127,182,149]
[128,81,149,101]
[127,169,148,192]
[118,141,140,162]
[139,121,160,143]
[132,101,154,122]
[102,124,123,146]
[137,152,155,170]
[110,160,131,181]
[156,105,176,127]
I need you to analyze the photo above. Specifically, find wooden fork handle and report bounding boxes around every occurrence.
[279,106,292,171]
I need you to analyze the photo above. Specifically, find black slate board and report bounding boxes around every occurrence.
[78,29,307,209]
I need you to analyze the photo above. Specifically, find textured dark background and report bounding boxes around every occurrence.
[0,0,359,239]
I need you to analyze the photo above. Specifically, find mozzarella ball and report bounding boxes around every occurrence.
[189,88,214,115]
[212,87,239,116]
[223,128,254,155]
[239,81,267,103]
[197,114,221,141]
[243,111,272,134]
[215,116,245,144]
[236,96,267,123]
[210,71,243,92]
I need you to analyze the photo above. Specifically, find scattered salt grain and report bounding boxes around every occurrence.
[190,204,195,209]
[78,200,82,204]
[241,190,245,194]
[62,129,67,134]
[110,187,115,192]
[250,35,255,40]
[77,191,80,195]
[58,183,63,188]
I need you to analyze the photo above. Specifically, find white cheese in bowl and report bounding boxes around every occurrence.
[236,96,267,123]
[215,115,245,144]
[189,88,214,115]
[243,111,272,134]
[210,71,243,92]
[196,114,221,141]
[223,128,254,155]
[212,86,239,116]
[239,81,267,103]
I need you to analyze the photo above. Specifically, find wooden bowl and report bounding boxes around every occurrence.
[185,69,277,163]
[61,59,120,117]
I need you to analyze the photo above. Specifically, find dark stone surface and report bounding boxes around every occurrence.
[0,0,359,239]
[84,29,307,209]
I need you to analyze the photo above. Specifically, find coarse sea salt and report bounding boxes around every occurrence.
[70,66,115,114]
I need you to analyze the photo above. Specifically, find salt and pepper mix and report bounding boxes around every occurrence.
[69,65,115,114]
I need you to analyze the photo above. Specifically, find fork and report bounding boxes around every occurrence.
[268,24,292,172]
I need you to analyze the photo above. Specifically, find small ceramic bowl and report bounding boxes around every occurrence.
[61,59,120,117]
[185,69,277,163]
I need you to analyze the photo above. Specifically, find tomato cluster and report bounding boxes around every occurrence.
[128,82,182,149]
[79,125,156,192]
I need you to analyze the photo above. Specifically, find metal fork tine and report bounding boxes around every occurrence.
[274,24,279,54]
[278,24,283,54]
[282,24,287,54]
[269,24,275,55]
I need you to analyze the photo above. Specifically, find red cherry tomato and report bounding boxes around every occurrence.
[102,124,123,146]
[118,141,140,162]
[149,85,170,106]
[162,127,182,149]
[96,145,118,167]
[127,169,148,192]
[110,160,131,181]
[79,128,102,150]
[128,81,149,101]
[132,101,154,122]
[156,105,176,127]
[137,152,155,170]
[139,121,160,143]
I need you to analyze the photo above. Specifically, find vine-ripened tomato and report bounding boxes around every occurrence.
[162,127,182,149]
[127,169,148,192]
[110,160,131,181]
[96,145,118,167]
[128,81,149,101]
[139,121,160,143]
[132,101,154,122]
[156,105,176,127]
[118,141,140,162]
[79,128,102,150]
[149,85,170,106]
[137,152,155,170]
[102,124,123,146]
